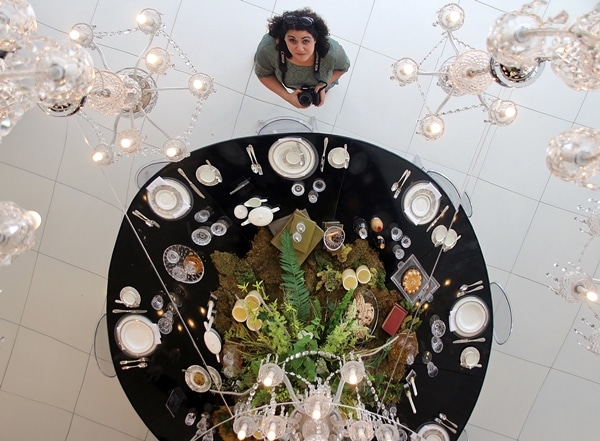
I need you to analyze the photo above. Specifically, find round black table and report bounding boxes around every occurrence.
[107,133,492,441]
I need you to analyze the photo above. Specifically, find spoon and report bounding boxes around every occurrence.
[457,285,484,297]
[434,417,457,434]
[122,362,147,370]
[459,280,483,291]
[439,413,458,429]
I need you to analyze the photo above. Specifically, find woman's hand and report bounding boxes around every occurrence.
[285,89,307,108]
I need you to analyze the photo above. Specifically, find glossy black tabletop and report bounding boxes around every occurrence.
[107,133,492,441]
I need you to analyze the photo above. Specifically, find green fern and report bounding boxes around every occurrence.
[279,229,311,324]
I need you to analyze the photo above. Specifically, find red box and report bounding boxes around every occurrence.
[382,303,408,336]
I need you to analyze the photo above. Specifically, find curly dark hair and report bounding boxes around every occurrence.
[267,8,330,59]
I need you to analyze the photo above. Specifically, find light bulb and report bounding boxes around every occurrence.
[146,53,159,65]
[348,367,358,385]
[136,14,147,25]
[27,211,42,230]
[165,146,179,158]
[263,368,275,387]
[267,422,277,441]
[448,10,461,25]
[69,29,80,40]
[587,290,599,302]
[120,138,132,149]
[402,63,414,75]
[312,402,322,420]
[237,423,248,440]
[428,122,442,134]
[193,79,204,90]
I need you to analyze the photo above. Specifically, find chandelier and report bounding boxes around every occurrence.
[486,1,600,188]
[391,3,524,140]
[0,200,41,266]
[63,8,215,165]
[231,352,409,441]
[0,0,94,141]
[547,200,600,355]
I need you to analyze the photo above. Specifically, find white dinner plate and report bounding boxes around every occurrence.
[195,164,222,186]
[449,295,490,338]
[402,181,442,225]
[146,177,192,220]
[114,314,160,358]
[268,137,318,179]
[416,423,450,441]
[184,365,211,393]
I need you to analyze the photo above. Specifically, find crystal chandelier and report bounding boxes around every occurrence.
[63,8,215,165]
[231,351,409,441]
[0,200,41,266]
[0,0,95,141]
[391,3,524,141]
[487,1,600,188]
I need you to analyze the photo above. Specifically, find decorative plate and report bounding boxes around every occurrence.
[450,296,490,338]
[162,244,204,284]
[184,365,211,393]
[114,314,160,358]
[416,423,450,441]
[268,137,318,179]
[402,181,442,225]
[147,177,192,220]
[195,164,222,186]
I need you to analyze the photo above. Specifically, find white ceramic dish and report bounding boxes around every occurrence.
[402,181,442,225]
[240,206,280,226]
[114,314,160,358]
[416,423,450,441]
[195,164,222,186]
[119,286,141,307]
[449,296,490,338]
[268,137,318,179]
[147,177,192,220]
[207,366,222,389]
[327,146,349,169]
[460,346,481,368]
[185,365,211,393]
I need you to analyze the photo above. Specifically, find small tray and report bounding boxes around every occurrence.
[390,254,439,304]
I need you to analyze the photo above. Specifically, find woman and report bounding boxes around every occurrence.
[254,8,350,108]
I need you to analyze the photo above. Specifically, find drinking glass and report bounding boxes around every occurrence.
[210,217,231,236]
[158,317,173,334]
[191,227,212,246]
[392,244,405,260]
[427,361,439,377]
[431,336,444,353]
[151,294,164,310]
[401,235,412,248]
[390,225,403,241]
[194,206,214,223]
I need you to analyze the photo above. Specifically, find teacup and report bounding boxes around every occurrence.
[342,268,358,290]
[232,299,248,322]
[199,167,216,183]
[355,265,371,284]
[462,347,480,368]
[119,286,141,307]
[442,228,458,252]
[331,148,347,167]
[431,225,447,247]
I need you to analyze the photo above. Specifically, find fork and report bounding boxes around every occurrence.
[246,145,262,175]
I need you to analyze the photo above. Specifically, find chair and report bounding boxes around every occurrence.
[457,428,470,441]
[94,313,116,377]
[490,282,513,345]
[135,160,170,189]
[256,116,317,135]
[427,169,473,218]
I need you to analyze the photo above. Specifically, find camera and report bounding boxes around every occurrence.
[297,85,321,107]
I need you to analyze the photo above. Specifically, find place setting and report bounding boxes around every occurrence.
[268,136,319,179]
[146,177,193,220]
[196,160,223,186]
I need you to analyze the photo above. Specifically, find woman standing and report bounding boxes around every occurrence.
[254,8,350,108]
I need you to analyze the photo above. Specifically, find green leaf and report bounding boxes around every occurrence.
[279,229,311,323]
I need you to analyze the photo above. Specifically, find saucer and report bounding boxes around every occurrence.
[402,181,442,225]
[416,423,450,441]
[119,286,141,307]
[147,177,192,220]
[449,296,490,337]
[268,137,318,179]
[327,147,349,169]
[195,164,222,186]
[460,346,481,368]
[185,365,211,393]
[114,314,161,358]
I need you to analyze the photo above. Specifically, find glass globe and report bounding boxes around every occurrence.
[488,99,518,125]
[163,137,189,162]
[546,127,600,188]
[91,144,116,165]
[550,36,600,91]
[233,415,257,440]
[0,200,41,266]
[145,47,171,75]
[419,114,445,140]
[0,0,37,51]
[436,3,464,32]
[137,8,162,35]
[188,73,215,99]
[69,23,95,48]
[487,10,545,68]
[261,415,286,441]
[391,58,419,86]
[348,420,374,441]
[447,50,492,95]
[116,128,143,154]
[87,70,127,115]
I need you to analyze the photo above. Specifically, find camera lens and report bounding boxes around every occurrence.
[297,91,312,107]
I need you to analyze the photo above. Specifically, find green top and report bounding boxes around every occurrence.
[254,34,351,90]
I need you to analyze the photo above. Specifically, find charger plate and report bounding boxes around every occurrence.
[268,137,318,179]
[402,181,442,225]
[147,177,192,220]
[416,423,450,441]
[115,314,160,358]
[449,295,490,338]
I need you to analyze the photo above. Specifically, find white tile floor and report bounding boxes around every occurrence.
[1,0,600,440]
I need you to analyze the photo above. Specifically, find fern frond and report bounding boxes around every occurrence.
[279,229,311,324]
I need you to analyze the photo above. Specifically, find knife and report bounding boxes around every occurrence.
[427,205,449,232]
[177,168,205,199]
[112,309,147,314]
[453,337,486,344]
[320,137,328,172]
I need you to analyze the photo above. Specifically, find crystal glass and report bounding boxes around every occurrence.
[431,318,447,337]
[431,336,444,353]
[400,235,412,248]
[291,181,305,196]
[390,226,403,241]
[151,294,164,310]
[391,58,419,86]
[116,128,143,154]
[392,244,405,260]
[194,207,214,223]
[0,0,38,51]
[191,227,212,246]
[0,201,41,266]
[69,23,95,47]
[418,114,445,141]
[436,3,465,32]
[211,217,231,236]
[188,73,215,99]
[447,49,493,95]
[550,36,600,91]
[158,317,173,334]
[427,361,439,377]
[308,190,319,203]
[136,8,162,34]
[162,137,189,162]
[488,99,518,125]
[145,47,171,75]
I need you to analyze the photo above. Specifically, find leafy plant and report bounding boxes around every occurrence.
[279,230,311,324]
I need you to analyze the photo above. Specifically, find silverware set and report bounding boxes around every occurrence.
[121,362,148,370]
[131,210,160,228]
[457,280,484,297]
[320,137,328,172]
[177,168,205,198]
[246,144,263,175]
[453,337,486,344]
[112,309,147,314]
[120,357,149,365]
[435,413,458,433]
[392,169,411,199]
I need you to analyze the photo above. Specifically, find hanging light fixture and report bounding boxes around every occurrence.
[391,3,525,141]
[0,200,41,266]
[230,351,410,441]
[62,8,215,165]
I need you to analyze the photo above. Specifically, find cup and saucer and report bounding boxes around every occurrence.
[460,346,481,369]
[118,286,141,308]
[327,146,349,169]
[196,161,222,186]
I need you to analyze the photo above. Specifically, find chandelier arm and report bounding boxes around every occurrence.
[434,86,457,114]
[110,113,122,145]
[91,43,112,71]
[134,32,157,77]
[447,32,461,55]
[516,26,571,42]
[138,106,172,139]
